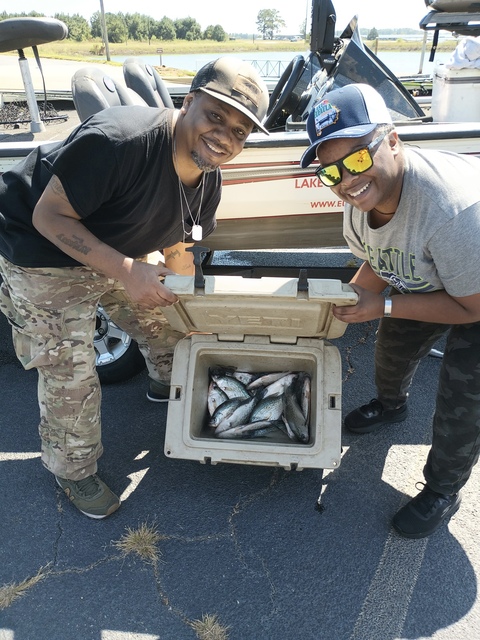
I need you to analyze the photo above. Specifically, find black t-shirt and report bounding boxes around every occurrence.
[0,105,220,267]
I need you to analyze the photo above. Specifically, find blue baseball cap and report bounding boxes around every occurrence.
[300,83,392,168]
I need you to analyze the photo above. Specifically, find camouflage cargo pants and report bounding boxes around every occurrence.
[375,315,480,495]
[0,256,184,480]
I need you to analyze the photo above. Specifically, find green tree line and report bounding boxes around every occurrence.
[0,11,229,43]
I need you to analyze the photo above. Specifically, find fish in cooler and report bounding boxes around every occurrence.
[206,367,312,443]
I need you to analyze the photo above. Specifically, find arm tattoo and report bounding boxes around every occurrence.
[56,233,91,255]
[164,249,181,262]
[49,176,70,203]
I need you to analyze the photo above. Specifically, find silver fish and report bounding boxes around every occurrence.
[208,397,243,428]
[230,370,258,385]
[207,380,228,417]
[260,372,298,399]
[216,420,282,439]
[210,366,255,386]
[281,414,296,440]
[295,372,311,422]
[246,371,291,390]
[214,395,259,434]
[211,373,251,400]
[249,395,284,422]
[283,385,309,443]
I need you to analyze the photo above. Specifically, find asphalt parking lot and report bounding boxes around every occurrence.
[1,288,479,640]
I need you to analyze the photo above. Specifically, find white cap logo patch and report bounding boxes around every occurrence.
[314,100,340,139]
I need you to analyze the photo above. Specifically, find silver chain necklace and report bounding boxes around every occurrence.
[173,135,205,242]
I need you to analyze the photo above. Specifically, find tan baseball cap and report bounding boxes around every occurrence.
[191,57,270,135]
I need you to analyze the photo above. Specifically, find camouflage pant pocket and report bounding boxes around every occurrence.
[8,295,74,375]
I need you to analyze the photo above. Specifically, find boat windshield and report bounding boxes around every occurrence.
[316,16,426,122]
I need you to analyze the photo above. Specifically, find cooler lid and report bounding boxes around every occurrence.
[161,274,357,341]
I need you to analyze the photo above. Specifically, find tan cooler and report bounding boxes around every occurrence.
[161,274,357,471]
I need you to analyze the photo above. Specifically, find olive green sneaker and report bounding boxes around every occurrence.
[55,474,120,519]
[146,378,170,402]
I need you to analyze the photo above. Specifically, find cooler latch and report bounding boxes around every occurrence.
[186,245,209,293]
[297,268,309,294]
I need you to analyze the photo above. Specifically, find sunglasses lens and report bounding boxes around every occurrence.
[318,165,342,186]
[343,148,373,175]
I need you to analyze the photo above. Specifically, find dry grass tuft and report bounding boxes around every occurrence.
[0,565,50,610]
[114,522,162,563]
[189,613,230,640]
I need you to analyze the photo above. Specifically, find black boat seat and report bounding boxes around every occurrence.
[0,16,67,53]
[0,17,68,133]
[123,57,174,108]
[72,67,147,122]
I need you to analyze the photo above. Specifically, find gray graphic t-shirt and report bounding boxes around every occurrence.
[344,147,480,298]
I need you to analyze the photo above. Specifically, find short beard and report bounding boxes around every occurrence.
[191,150,217,173]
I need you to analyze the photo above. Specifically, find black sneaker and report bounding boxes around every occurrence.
[344,398,407,434]
[146,378,170,402]
[392,484,461,539]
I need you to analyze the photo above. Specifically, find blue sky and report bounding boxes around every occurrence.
[10,1,429,34]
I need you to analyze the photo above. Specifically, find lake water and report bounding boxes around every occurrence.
[111,48,455,78]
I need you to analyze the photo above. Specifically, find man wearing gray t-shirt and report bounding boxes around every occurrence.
[301,83,480,539]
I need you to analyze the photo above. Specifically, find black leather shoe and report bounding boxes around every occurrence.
[344,398,408,434]
[392,484,461,539]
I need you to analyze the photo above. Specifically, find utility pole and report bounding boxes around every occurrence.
[99,0,111,61]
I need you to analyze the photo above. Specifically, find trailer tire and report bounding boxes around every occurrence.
[95,306,145,384]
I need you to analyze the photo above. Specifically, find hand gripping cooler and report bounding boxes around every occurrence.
[161,268,357,471]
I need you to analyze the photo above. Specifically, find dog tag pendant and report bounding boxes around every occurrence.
[192,224,203,241]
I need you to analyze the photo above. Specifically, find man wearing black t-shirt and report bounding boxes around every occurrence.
[0,57,269,519]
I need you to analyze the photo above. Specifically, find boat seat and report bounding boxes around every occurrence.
[71,67,148,122]
[123,57,174,108]
[0,17,68,133]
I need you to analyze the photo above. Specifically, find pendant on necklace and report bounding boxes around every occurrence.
[192,224,203,241]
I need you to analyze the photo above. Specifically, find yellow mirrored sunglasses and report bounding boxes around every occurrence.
[315,131,389,187]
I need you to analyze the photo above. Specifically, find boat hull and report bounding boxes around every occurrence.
[207,122,480,250]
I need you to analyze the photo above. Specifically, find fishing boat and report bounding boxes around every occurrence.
[211,0,480,250]
[2,0,480,253]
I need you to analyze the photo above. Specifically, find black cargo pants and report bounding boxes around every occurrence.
[374,316,480,495]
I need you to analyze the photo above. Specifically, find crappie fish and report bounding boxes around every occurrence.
[214,395,259,434]
[281,414,296,440]
[246,371,291,390]
[231,370,258,386]
[210,372,251,400]
[283,385,309,443]
[208,397,243,429]
[210,366,257,386]
[207,380,228,417]
[260,372,298,399]
[216,420,283,439]
[249,394,283,422]
[294,372,311,422]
